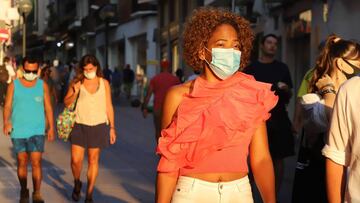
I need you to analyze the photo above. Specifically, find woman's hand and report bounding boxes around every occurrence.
[47,127,55,141]
[316,74,334,90]
[110,128,116,144]
[73,82,81,94]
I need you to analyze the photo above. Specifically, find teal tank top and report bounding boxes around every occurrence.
[11,79,45,138]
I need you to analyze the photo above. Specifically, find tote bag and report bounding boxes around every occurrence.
[56,92,80,141]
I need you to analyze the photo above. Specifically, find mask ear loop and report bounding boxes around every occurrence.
[202,46,213,68]
[342,58,360,70]
[337,58,355,75]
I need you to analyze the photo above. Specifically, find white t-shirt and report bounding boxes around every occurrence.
[322,76,360,202]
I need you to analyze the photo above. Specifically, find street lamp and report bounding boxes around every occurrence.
[18,0,33,58]
[99,4,116,70]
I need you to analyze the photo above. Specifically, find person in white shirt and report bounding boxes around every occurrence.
[3,57,16,83]
[322,50,360,202]
[293,35,360,203]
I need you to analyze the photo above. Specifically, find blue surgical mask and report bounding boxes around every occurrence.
[204,47,241,80]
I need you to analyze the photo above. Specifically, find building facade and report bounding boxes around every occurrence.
[158,0,360,117]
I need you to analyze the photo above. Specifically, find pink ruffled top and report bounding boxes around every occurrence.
[156,72,278,177]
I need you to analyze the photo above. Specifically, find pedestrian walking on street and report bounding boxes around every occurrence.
[322,64,360,203]
[4,56,16,83]
[292,35,360,203]
[122,64,135,99]
[156,7,277,203]
[111,67,122,98]
[175,68,185,83]
[3,56,55,203]
[40,65,58,109]
[64,54,116,203]
[142,59,180,143]
[244,33,294,198]
[102,66,112,83]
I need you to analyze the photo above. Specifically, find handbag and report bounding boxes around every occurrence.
[56,91,80,141]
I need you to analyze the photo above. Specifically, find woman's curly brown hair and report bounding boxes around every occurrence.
[183,7,254,71]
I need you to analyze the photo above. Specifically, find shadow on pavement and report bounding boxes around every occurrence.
[0,153,19,200]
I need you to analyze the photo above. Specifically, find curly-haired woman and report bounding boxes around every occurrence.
[64,54,116,203]
[156,7,278,203]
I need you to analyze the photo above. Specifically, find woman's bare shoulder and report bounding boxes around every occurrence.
[167,81,192,97]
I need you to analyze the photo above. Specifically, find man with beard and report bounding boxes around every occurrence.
[244,33,294,199]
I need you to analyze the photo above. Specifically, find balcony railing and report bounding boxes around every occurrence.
[131,0,157,18]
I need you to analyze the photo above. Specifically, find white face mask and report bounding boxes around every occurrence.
[205,47,241,80]
[84,71,96,80]
[53,59,59,67]
[23,72,38,81]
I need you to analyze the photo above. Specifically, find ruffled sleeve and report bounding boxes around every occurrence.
[246,77,278,123]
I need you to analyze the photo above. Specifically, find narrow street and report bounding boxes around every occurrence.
[0,98,158,203]
[0,97,297,203]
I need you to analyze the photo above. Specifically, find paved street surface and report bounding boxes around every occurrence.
[0,97,298,203]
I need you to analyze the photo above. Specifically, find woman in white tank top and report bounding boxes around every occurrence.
[64,54,116,203]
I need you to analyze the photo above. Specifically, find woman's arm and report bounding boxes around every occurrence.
[104,79,116,144]
[156,173,178,203]
[43,82,55,141]
[326,158,346,203]
[315,74,338,120]
[63,81,81,107]
[156,85,184,203]
[249,122,276,203]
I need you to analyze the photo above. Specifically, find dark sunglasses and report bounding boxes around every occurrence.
[23,69,38,74]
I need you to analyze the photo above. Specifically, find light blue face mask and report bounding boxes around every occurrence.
[205,47,241,80]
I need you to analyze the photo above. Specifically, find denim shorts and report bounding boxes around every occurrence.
[11,135,45,154]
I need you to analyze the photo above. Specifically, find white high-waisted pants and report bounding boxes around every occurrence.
[171,176,254,203]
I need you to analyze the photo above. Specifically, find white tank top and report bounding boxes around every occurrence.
[75,78,108,126]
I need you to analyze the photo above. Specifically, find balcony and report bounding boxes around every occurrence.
[131,0,157,18]
[81,15,97,37]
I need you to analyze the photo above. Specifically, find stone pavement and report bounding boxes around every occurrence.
[0,98,299,203]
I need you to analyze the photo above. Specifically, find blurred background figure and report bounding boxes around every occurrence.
[40,65,58,109]
[111,67,123,98]
[122,64,135,100]
[245,33,294,199]
[187,70,201,81]
[68,59,78,83]
[142,59,180,142]
[175,68,185,83]
[3,56,16,83]
[292,35,360,203]
[103,66,113,83]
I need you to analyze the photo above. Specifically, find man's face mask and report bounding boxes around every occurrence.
[204,47,241,80]
[23,69,38,81]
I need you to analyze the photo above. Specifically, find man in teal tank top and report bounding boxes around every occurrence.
[3,57,55,203]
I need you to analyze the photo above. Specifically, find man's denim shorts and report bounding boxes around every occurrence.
[11,135,45,154]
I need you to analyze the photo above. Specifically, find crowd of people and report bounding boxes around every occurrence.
[1,6,360,203]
